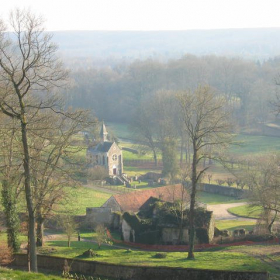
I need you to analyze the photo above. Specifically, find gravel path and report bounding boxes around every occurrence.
[207,202,256,221]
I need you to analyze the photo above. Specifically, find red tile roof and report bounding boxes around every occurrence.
[113,184,188,212]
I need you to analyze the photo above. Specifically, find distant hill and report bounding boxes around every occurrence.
[52,29,280,63]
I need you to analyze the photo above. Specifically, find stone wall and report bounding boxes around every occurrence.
[85,207,114,227]
[199,183,248,198]
[101,196,121,211]
[13,254,269,280]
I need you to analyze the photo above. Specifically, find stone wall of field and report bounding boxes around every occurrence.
[199,183,249,198]
[13,254,269,280]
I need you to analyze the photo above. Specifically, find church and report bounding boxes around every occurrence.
[87,122,123,176]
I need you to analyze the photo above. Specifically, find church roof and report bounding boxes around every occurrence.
[107,184,188,213]
[89,142,114,153]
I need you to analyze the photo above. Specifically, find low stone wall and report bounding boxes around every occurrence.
[13,254,269,280]
[199,183,249,198]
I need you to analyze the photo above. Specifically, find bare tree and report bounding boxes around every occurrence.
[244,155,280,233]
[59,215,77,247]
[178,85,233,259]
[0,9,68,271]
[0,116,23,252]
[29,109,93,247]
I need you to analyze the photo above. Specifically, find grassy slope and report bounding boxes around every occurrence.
[215,220,256,231]
[0,267,63,280]
[58,186,111,215]
[108,122,280,157]
[230,134,280,156]
[42,240,275,273]
[197,192,247,205]
[227,205,262,219]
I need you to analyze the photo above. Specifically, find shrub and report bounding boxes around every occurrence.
[153,253,167,259]
[0,244,13,265]
[81,249,99,258]
[245,234,275,242]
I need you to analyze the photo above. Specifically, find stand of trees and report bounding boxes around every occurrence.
[0,9,94,272]
[66,55,280,128]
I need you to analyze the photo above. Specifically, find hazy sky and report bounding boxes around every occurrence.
[1,0,280,31]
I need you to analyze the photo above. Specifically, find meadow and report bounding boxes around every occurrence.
[0,268,64,280]
[39,240,277,273]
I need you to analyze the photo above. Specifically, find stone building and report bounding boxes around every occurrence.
[87,122,123,176]
[122,201,214,245]
[102,184,188,212]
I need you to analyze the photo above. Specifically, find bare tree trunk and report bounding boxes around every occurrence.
[188,145,197,259]
[21,121,37,272]
[36,215,44,247]
[152,148,158,167]
[180,140,184,166]
[268,211,278,233]
[178,205,184,244]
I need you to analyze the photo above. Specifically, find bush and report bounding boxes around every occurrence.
[245,234,275,242]
[81,249,99,258]
[0,244,13,265]
[125,249,133,253]
[87,166,108,181]
[153,253,167,259]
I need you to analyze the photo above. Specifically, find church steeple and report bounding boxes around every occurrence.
[100,121,108,143]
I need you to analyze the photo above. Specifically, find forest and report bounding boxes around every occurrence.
[65,54,280,129]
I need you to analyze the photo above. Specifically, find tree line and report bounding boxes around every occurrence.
[0,9,95,272]
[66,55,280,128]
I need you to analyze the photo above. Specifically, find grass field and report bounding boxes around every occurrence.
[41,240,276,273]
[230,134,280,156]
[227,205,262,219]
[58,186,111,215]
[197,191,247,205]
[215,220,256,231]
[0,268,64,280]
[108,122,280,157]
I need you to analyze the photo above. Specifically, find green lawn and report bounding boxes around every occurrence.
[230,134,280,156]
[58,186,111,215]
[227,205,262,219]
[0,267,63,280]
[41,240,274,273]
[215,220,256,231]
[107,122,280,157]
[197,192,247,205]
[107,122,132,139]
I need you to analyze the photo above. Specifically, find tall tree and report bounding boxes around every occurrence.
[29,109,93,247]
[178,86,232,259]
[244,155,280,233]
[0,117,23,252]
[0,9,68,271]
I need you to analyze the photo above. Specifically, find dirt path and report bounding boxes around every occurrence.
[207,202,256,221]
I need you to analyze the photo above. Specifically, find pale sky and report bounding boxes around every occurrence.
[1,0,280,31]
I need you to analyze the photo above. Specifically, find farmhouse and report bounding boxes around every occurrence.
[86,184,189,228]
[101,184,188,212]
[121,199,214,245]
[87,122,123,176]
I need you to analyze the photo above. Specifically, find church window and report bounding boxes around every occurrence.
[103,155,105,165]
[112,154,117,161]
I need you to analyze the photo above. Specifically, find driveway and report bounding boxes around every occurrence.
[207,202,256,221]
